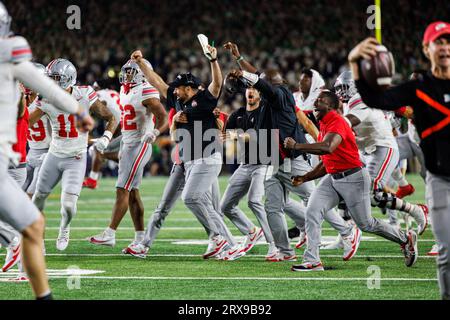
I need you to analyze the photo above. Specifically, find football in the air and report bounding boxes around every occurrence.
[359,45,396,91]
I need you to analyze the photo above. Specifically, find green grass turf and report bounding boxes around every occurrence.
[0,174,440,300]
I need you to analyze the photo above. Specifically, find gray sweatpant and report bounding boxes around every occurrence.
[220,164,274,243]
[0,155,40,246]
[303,168,408,264]
[143,163,234,247]
[426,172,450,300]
[264,157,351,256]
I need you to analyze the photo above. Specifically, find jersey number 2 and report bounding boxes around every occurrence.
[57,114,78,138]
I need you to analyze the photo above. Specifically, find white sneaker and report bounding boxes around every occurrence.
[89,231,116,247]
[2,240,21,272]
[125,243,149,259]
[321,234,344,250]
[265,242,278,260]
[239,227,263,254]
[122,240,139,254]
[342,226,362,261]
[295,231,307,249]
[427,244,439,256]
[56,227,70,251]
[217,245,246,261]
[203,235,228,259]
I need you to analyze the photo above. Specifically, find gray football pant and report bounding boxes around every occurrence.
[426,172,450,300]
[303,168,408,264]
[220,164,274,243]
[264,157,351,256]
[144,163,235,248]
[397,135,426,180]
[0,155,40,247]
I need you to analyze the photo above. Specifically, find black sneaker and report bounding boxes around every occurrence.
[401,230,418,267]
[288,227,300,239]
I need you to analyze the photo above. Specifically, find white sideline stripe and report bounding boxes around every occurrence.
[33,276,438,282]
[0,253,436,259]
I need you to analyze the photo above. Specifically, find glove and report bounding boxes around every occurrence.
[141,129,160,144]
[94,131,113,154]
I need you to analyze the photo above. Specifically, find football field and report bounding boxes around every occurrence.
[0,174,440,300]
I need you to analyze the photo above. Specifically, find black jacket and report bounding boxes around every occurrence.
[356,72,450,176]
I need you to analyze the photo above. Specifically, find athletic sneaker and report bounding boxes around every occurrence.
[122,241,140,255]
[321,234,344,250]
[56,227,70,251]
[216,246,246,261]
[291,262,324,272]
[396,184,415,199]
[401,230,418,267]
[203,235,228,259]
[2,240,21,272]
[342,226,362,261]
[239,227,263,254]
[89,231,116,247]
[125,243,149,259]
[82,177,98,189]
[288,226,300,239]
[265,242,278,260]
[266,252,297,262]
[416,204,428,235]
[295,231,307,249]
[427,244,439,256]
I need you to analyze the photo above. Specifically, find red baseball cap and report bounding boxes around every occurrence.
[423,21,450,45]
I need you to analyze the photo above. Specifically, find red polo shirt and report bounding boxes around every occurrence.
[318,110,362,174]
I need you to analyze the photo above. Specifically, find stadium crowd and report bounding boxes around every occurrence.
[6,0,448,175]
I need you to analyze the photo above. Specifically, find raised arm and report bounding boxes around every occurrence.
[206,45,222,98]
[90,99,118,135]
[348,37,416,110]
[296,109,319,141]
[229,69,277,102]
[131,50,169,99]
[223,42,258,73]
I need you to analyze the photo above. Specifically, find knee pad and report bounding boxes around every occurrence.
[61,193,78,218]
[32,192,50,211]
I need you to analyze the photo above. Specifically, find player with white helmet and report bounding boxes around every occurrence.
[333,71,427,235]
[0,1,94,299]
[88,59,168,254]
[83,82,122,189]
[29,58,117,251]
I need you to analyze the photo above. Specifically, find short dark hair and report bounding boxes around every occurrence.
[320,90,340,110]
[301,68,313,78]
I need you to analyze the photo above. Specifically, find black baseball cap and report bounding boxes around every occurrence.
[171,73,201,88]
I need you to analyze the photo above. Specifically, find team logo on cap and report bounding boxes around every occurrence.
[436,23,447,31]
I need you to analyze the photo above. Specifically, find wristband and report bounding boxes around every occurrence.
[210,58,217,63]
[102,130,113,141]
[153,129,161,137]
[236,56,244,62]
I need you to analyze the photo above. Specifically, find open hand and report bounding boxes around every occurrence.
[223,42,240,58]
[348,37,379,62]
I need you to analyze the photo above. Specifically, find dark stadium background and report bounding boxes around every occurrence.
[5,0,450,175]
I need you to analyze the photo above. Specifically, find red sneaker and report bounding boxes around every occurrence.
[82,177,98,189]
[396,184,415,199]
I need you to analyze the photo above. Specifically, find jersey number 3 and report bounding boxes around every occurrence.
[122,104,137,130]
[57,114,78,138]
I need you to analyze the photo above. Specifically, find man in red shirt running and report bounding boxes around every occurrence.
[284,90,418,271]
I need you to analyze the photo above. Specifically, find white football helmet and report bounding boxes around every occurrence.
[334,71,358,103]
[119,59,152,85]
[0,1,12,38]
[46,58,77,89]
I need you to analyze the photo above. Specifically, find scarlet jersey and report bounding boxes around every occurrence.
[28,98,52,150]
[0,36,32,147]
[119,82,160,144]
[36,85,98,158]
[12,107,29,164]
[97,89,122,126]
[345,93,397,154]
